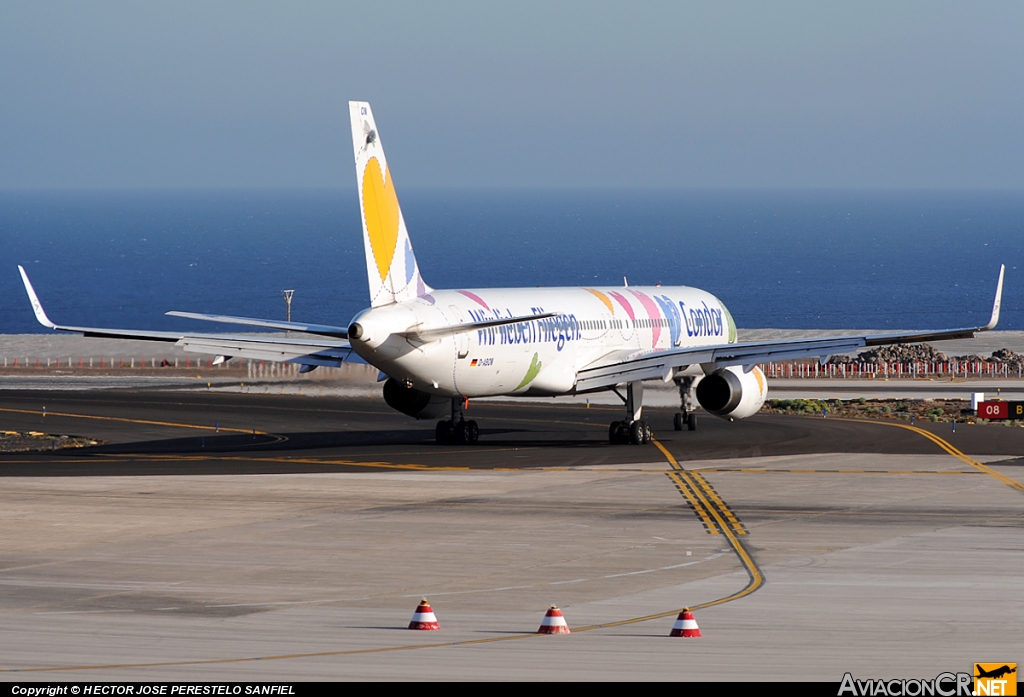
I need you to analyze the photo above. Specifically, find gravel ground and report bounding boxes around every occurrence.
[0,431,101,452]
[761,396,1024,424]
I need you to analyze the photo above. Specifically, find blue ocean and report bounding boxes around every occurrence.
[0,189,1020,333]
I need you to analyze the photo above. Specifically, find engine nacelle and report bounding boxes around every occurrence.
[695,366,767,420]
[382,378,449,420]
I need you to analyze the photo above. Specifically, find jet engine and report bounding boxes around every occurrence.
[694,365,767,420]
[382,378,450,420]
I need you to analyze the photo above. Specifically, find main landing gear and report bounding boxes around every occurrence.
[608,419,652,445]
[436,397,479,445]
[608,381,652,445]
[673,376,697,432]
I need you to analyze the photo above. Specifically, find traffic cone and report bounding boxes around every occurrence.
[537,605,570,634]
[669,608,701,637]
[408,598,440,630]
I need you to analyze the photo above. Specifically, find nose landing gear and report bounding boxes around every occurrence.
[673,412,697,431]
[673,376,697,431]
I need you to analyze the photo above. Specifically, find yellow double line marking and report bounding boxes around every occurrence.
[654,440,748,537]
[653,439,763,610]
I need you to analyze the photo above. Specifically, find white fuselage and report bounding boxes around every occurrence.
[348,285,737,398]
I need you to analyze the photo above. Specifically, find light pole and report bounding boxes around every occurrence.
[282,290,294,323]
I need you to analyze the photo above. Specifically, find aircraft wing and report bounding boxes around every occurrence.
[575,265,1004,393]
[18,266,356,368]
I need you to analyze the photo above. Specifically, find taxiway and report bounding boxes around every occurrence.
[0,390,1020,681]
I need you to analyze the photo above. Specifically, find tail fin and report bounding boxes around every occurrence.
[350,101,431,307]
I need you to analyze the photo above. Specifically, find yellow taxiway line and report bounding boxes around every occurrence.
[0,406,268,436]
[833,417,1024,493]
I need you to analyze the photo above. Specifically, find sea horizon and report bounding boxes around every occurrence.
[1,187,1020,334]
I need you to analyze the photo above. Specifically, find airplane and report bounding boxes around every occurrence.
[18,101,1006,446]
[975,665,1016,680]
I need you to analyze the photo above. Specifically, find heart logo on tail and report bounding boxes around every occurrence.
[362,157,401,282]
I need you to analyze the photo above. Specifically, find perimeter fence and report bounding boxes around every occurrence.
[2,356,1022,380]
[764,361,1023,379]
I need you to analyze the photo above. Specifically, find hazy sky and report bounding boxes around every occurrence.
[2,2,1023,189]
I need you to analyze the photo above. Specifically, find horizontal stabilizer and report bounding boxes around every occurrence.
[176,335,353,367]
[167,311,349,339]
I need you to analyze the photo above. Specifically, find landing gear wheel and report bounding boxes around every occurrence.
[435,420,454,444]
[629,420,651,445]
[465,420,479,444]
[455,420,469,444]
[609,421,632,445]
[687,414,696,431]
[673,413,684,431]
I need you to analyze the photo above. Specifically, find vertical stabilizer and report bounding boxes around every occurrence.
[350,101,431,307]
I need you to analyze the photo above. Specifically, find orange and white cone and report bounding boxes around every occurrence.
[408,599,440,630]
[669,608,701,637]
[537,605,570,634]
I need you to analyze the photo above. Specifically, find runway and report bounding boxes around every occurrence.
[0,389,1021,680]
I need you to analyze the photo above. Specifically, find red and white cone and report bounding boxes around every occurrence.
[537,605,570,634]
[408,599,440,630]
[669,609,701,637]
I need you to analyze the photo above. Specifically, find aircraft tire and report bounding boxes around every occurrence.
[466,420,479,444]
[687,414,697,431]
[455,420,469,444]
[609,421,621,444]
[629,420,648,445]
[436,420,454,444]
[673,413,683,431]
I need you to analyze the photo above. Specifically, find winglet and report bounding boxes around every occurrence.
[983,264,1005,331]
[17,265,57,329]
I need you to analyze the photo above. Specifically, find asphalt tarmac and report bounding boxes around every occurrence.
[3,389,1023,475]
[0,389,1021,681]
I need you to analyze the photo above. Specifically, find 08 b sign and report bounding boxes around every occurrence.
[978,402,1024,420]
